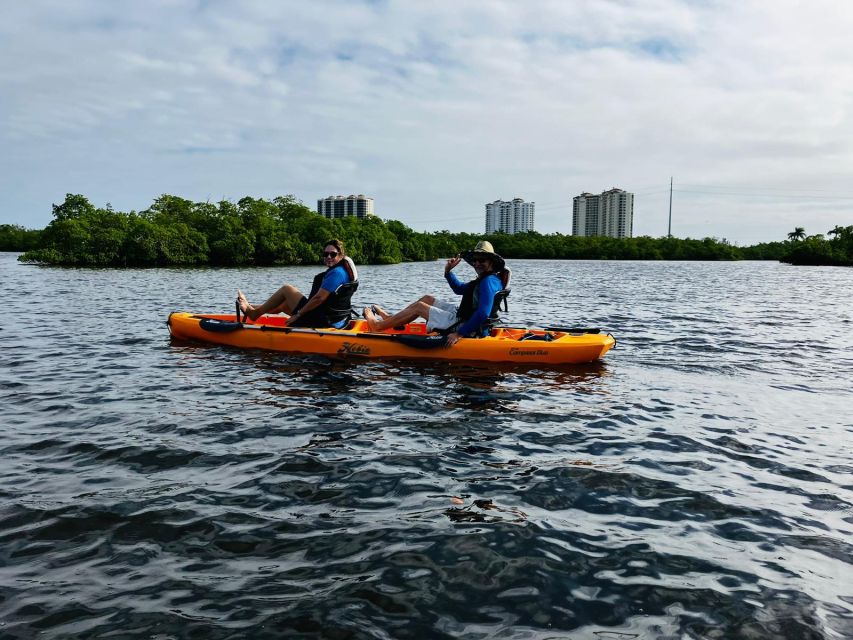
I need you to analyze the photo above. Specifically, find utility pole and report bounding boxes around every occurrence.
[667,176,673,237]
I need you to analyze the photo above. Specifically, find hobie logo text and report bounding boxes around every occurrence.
[338,342,370,356]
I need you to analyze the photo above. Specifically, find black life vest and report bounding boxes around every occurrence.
[455,271,502,333]
[295,258,358,327]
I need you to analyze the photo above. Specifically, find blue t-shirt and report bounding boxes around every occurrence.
[320,265,350,295]
[319,265,352,328]
[445,272,503,336]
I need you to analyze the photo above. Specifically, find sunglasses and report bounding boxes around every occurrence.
[471,255,490,264]
[321,251,339,258]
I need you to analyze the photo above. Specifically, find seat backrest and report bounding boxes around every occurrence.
[489,268,511,317]
[482,269,512,334]
[489,288,511,317]
[334,280,359,295]
[330,280,359,322]
[499,267,511,290]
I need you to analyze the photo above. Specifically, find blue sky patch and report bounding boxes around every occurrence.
[636,38,685,61]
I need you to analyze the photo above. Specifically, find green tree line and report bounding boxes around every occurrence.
[0,224,42,252]
[778,225,853,266]
[5,193,850,266]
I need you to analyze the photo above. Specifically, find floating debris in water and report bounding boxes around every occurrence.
[445,497,527,523]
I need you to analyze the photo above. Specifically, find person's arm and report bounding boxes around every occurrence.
[445,271,467,294]
[453,275,502,337]
[287,289,329,324]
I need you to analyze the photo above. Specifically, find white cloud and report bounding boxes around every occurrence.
[1,0,852,243]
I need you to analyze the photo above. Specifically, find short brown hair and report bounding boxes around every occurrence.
[324,239,346,256]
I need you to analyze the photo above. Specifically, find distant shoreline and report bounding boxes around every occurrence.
[3,194,851,267]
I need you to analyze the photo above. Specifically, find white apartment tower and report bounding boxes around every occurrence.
[317,194,374,219]
[485,198,535,234]
[572,188,633,238]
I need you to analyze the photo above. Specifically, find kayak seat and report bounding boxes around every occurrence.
[480,268,512,335]
[519,331,554,342]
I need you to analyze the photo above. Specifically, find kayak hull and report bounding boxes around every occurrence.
[167,313,616,365]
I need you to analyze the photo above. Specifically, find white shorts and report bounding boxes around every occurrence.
[426,299,458,332]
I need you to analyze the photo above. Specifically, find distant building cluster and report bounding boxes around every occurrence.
[572,188,634,238]
[485,198,535,234]
[317,194,374,219]
[315,189,635,238]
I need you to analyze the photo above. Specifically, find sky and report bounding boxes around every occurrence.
[2,0,852,244]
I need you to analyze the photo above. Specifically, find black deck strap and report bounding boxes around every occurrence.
[200,318,243,333]
[519,332,554,342]
[543,326,600,334]
[435,320,461,337]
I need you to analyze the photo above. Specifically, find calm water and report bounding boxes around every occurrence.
[1,252,851,639]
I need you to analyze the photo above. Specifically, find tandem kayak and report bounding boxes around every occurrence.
[167,313,616,365]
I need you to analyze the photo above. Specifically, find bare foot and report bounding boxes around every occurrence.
[372,304,391,320]
[236,290,255,316]
[363,307,380,331]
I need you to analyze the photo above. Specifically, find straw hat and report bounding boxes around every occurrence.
[461,240,505,271]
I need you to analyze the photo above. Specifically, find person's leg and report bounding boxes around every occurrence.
[425,301,458,332]
[237,285,305,321]
[364,295,436,331]
[370,296,433,320]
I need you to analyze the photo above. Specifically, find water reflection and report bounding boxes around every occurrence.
[171,340,613,418]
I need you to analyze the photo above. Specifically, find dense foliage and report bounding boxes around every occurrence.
[18,194,406,267]
[780,225,853,266]
[0,224,41,252]
[10,193,851,267]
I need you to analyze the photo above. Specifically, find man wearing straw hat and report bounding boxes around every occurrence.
[363,240,507,346]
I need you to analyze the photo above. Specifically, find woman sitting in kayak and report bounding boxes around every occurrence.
[363,240,506,346]
[237,239,358,328]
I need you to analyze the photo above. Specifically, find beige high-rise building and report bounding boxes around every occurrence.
[317,194,374,219]
[485,198,535,234]
[572,188,633,238]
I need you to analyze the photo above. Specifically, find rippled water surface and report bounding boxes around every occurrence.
[2,253,852,639]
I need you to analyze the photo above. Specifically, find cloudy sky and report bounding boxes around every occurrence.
[2,0,852,243]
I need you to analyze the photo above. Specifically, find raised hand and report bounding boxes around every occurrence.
[444,254,462,274]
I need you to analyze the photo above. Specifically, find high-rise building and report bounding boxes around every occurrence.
[485,198,535,234]
[572,193,600,237]
[317,194,374,219]
[572,188,633,238]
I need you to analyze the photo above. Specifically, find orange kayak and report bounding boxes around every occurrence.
[167,313,616,365]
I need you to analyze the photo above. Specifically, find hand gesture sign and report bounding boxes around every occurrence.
[444,254,462,275]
